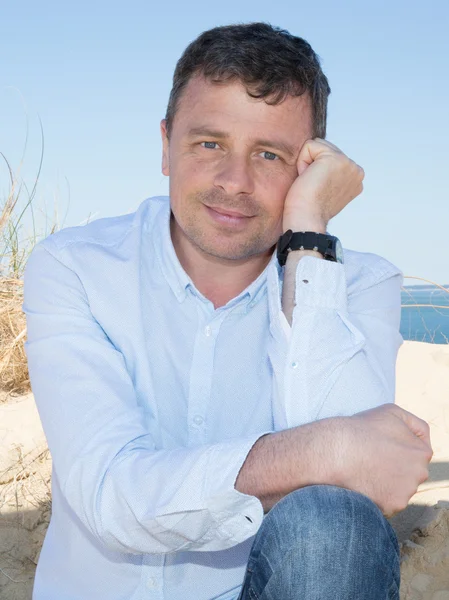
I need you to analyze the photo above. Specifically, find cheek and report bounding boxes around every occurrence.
[257,167,296,203]
[173,158,211,189]
[169,164,209,215]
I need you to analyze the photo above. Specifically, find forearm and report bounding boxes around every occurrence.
[235,418,342,513]
[281,249,323,325]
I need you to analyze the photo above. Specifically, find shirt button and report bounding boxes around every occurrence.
[193,415,204,425]
[147,577,158,588]
[204,325,212,336]
[291,362,298,369]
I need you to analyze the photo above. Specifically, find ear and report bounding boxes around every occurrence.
[160,119,170,176]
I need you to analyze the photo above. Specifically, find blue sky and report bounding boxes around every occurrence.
[1,0,448,283]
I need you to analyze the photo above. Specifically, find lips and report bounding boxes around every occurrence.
[207,206,253,218]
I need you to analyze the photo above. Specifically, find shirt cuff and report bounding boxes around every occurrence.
[204,431,273,540]
[293,256,348,312]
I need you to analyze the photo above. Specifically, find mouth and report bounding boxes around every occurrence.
[204,205,254,228]
[205,205,254,218]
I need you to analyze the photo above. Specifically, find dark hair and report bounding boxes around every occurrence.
[165,22,331,140]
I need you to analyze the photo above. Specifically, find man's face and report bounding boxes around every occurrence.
[160,75,313,263]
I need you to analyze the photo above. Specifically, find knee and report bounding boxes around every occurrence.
[246,486,400,598]
[266,485,398,555]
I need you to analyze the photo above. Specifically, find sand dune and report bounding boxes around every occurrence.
[392,341,449,599]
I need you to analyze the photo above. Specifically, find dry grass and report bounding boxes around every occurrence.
[0,141,55,595]
[0,445,52,512]
[0,131,60,402]
[0,278,29,400]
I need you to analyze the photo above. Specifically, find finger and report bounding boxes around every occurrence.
[296,138,337,175]
[313,138,345,154]
[298,138,347,164]
[316,140,364,179]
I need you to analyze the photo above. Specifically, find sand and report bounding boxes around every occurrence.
[1,340,448,599]
[0,392,51,599]
[391,341,449,599]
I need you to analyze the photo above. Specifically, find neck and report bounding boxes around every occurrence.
[170,215,273,308]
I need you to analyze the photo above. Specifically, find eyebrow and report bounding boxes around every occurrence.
[186,127,297,159]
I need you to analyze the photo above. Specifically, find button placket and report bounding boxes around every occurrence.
[141,554,164,598]
[187,315,224,445]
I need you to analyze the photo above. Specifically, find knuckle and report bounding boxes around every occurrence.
[352,162,364,178]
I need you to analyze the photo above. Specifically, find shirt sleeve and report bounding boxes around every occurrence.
[22,240,270,555]
[270,255,403,429]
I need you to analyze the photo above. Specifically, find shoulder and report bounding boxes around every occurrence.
[35,196,167,258]
[342,247,403,293]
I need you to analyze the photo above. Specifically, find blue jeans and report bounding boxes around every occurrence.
[237,485,400,599]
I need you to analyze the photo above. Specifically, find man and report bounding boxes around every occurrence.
[23,22,432,600]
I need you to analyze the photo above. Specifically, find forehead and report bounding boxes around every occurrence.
[173,75,313,143]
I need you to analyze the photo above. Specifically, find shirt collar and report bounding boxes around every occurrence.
[151,197,280,309]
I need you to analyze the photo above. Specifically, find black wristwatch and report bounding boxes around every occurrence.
[277,230,344,267]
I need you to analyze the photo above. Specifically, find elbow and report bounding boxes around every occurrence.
[95,502,188,555]
[93,471,215,555]
[96,505,217,555]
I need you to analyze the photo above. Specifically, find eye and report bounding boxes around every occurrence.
[201,141,218,149]
[261,151,279,161]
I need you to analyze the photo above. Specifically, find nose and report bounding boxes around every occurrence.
[213,153,255,196]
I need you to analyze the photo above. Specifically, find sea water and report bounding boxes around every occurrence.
[400,286,449,344]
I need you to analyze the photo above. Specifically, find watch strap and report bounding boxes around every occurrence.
[277,230,338,266]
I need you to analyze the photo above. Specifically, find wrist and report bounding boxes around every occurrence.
[325,416,353,488]
[282,210,327,234]
[285,249,323,264]
[282,222,327,235]
[312,417,350,487]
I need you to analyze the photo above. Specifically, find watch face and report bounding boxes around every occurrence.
[336,239,344,264]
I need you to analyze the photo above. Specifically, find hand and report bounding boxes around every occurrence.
[283,138,365,232]
[333,404,433,518]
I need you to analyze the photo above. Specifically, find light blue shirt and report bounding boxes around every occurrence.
[23,196,403,600]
